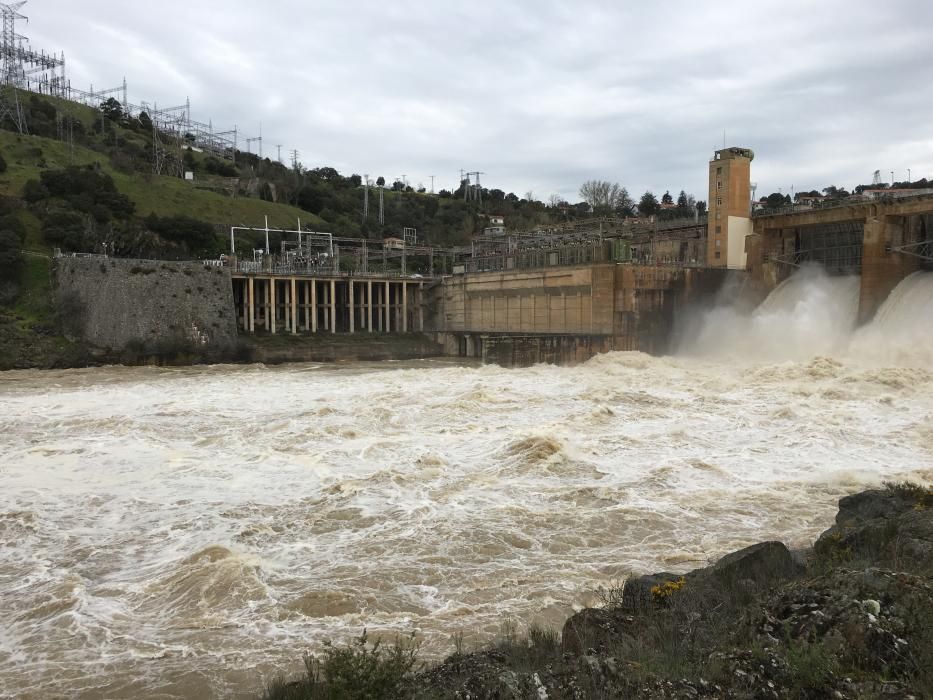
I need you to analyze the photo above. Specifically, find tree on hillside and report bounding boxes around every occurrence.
[579,180,633,216]
[676,190,689,208]
[765,192,791,208]
[822,185,850,198]
[100,98,124,123]
[638,191,660,217]
[615,187,635,217]
[0,228,23,278]
[376,176,385,187]
[661,190,674,205]
[696,200,707,216]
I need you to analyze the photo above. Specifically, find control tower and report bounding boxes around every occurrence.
[707,147,754,268]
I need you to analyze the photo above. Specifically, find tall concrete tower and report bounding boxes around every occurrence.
[707,146,754,268]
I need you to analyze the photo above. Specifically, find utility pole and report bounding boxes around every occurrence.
[291,149,300,171]
[276,144,283,163]
[907,168,911,184]
[379,185,385,225]
[362,173,369,222]
[429,175,435,193]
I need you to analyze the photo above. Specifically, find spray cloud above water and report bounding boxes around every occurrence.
[678,265,933,365]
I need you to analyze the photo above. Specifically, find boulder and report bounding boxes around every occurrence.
[815,486,933,573]
[709,541,803,588]
[560,607,636,656]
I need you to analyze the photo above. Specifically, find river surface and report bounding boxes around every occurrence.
[2,270,932,698]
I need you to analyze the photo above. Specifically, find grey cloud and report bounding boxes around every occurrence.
[24,0,933,204]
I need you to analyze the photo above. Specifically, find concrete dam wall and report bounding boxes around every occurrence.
[53,257,238,353]
[430,263,731,365]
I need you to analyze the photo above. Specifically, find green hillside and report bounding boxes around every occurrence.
[0,131,323,244]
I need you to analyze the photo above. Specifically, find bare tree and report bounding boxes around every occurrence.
[548,193,564,208]
[580,180,630,215]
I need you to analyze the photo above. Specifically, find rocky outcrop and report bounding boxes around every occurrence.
[409,483,933,699]
[814,485,933,573]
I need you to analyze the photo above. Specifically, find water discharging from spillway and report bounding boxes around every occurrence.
[679,264,861,361]
[851,271,933,365]
[1,269,932,698]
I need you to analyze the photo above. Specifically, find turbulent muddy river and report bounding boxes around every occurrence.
[2,270,932,698]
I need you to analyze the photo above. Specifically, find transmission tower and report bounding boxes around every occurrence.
[290,149,300,170]
[465,171,485,205]
[0,2,27,133]
[0,84,25,132]
[152,119,184,178]
[1,1,66,108]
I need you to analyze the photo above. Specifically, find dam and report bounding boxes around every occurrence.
[51,148,933,365]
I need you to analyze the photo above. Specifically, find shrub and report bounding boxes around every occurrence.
[145,214,217,254]
[0,229,23,276]
[0,151,6,173]
[22,178,49,203]
[262,631,419,700]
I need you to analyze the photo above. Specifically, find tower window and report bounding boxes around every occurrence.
[717,181,722,190]
[715,225,721,234]
[716,197,722,206]
[715,251,721,259]
[716,166,722,175]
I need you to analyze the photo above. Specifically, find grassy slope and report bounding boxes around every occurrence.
[0,130,323,233]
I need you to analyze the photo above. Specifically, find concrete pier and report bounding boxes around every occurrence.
[232,274,425,335]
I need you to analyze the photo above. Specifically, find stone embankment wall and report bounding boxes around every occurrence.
[53,257,238,352]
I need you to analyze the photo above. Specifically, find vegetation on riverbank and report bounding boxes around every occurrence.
[259,481,933,699]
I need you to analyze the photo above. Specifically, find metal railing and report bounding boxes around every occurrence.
[230,260,434,280]
[754,190,933,218]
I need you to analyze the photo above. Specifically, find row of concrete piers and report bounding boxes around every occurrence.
[232,276,425,334]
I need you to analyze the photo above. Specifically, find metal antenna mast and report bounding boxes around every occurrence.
[276,144,283,163]
[429,175,435,194]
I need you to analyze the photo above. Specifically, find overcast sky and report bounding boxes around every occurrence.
[24,0,933,203]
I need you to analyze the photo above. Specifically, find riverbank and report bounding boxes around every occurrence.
[0,327,444,370]
[263,482,933,699]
